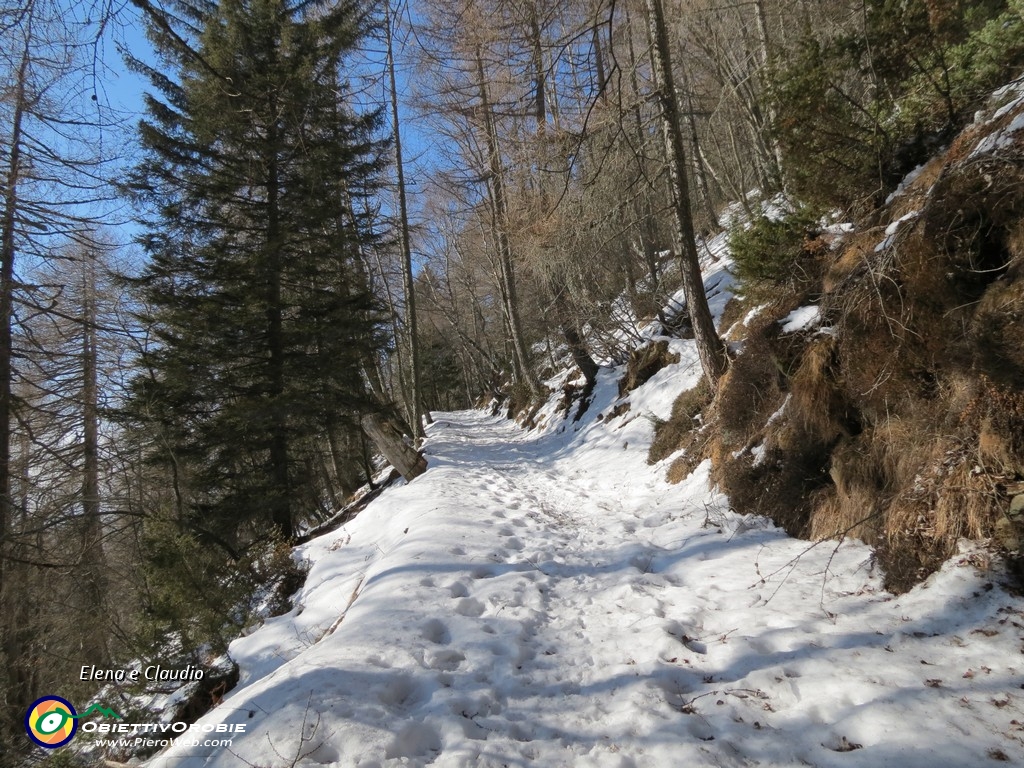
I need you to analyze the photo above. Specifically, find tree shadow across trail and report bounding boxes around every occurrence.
[330,547,1013,763]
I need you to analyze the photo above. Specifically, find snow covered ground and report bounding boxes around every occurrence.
[141,349,1024,767]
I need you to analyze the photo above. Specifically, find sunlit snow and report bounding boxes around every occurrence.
[779,306,821,334]
[144,365,1024,768]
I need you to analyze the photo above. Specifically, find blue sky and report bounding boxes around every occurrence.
[92,2,150,134]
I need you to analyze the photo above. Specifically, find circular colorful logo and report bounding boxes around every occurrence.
[25,696,78,748]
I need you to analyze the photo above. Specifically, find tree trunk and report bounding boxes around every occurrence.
[360,411,427,482]
[385,0,429,437]
[326,424,361,500]
[474,44,540,399]
[527,4,599,391]
[548,283,598,388]
[0,19,29,626]
[561,323,599,387]
[528,2,546,130]
[265,92,292,542]
[80,252,109,665]
[625,3,661,290]
[592,14,607,102]
[751,0,786,189]
[643,0,728,388]
[0,30,29,746]
[678,64,719,230]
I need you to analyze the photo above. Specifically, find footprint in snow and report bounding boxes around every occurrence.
[458,716,489,741]
[660,573,684,587]
[449,694,503,723]
[685,717,715,742]
[823,734,863,752]
[384,722,442,761]
[376,675,427,711]
[651,668,700,711]
[514,640,536,666]
[421,618,450,645]
[425,648,465,671]
[455,597,486,617]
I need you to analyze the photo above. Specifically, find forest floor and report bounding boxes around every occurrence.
[142,358,1024,767]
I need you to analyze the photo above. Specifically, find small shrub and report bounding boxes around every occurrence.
[666,435,713,484]
[727,208,823,298]
[773,0,1024,211]
[876,531,951,594]
[711,443,829,538]
[787,334,861,444]
[942,0,1024,118]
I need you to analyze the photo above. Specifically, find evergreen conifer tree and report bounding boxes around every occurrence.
[126,0,386,545]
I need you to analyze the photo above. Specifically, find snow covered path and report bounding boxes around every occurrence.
[146,398,1024,768]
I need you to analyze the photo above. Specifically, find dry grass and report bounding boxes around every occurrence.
[971,274,1024,388]
[786,334,859,445]
[830,118,1024,588]
[701,298,839,537]
[814,379,1021,590]
[823,234,877,293]
[808,487,881,542]
[666,445,709,484]
[1008,217,1024,265]
[961,378,1024,471]
[713,335,787,445]
[711,441,829,538]
[875,530,952,593]
[718,296,749,340]
[506,381,535,420]
[648,381,712,465]
[934,464,1003,542]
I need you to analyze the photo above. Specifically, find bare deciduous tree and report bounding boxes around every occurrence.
[643,0,728,387]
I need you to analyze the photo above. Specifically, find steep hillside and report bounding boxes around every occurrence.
[654,77,1024,591]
